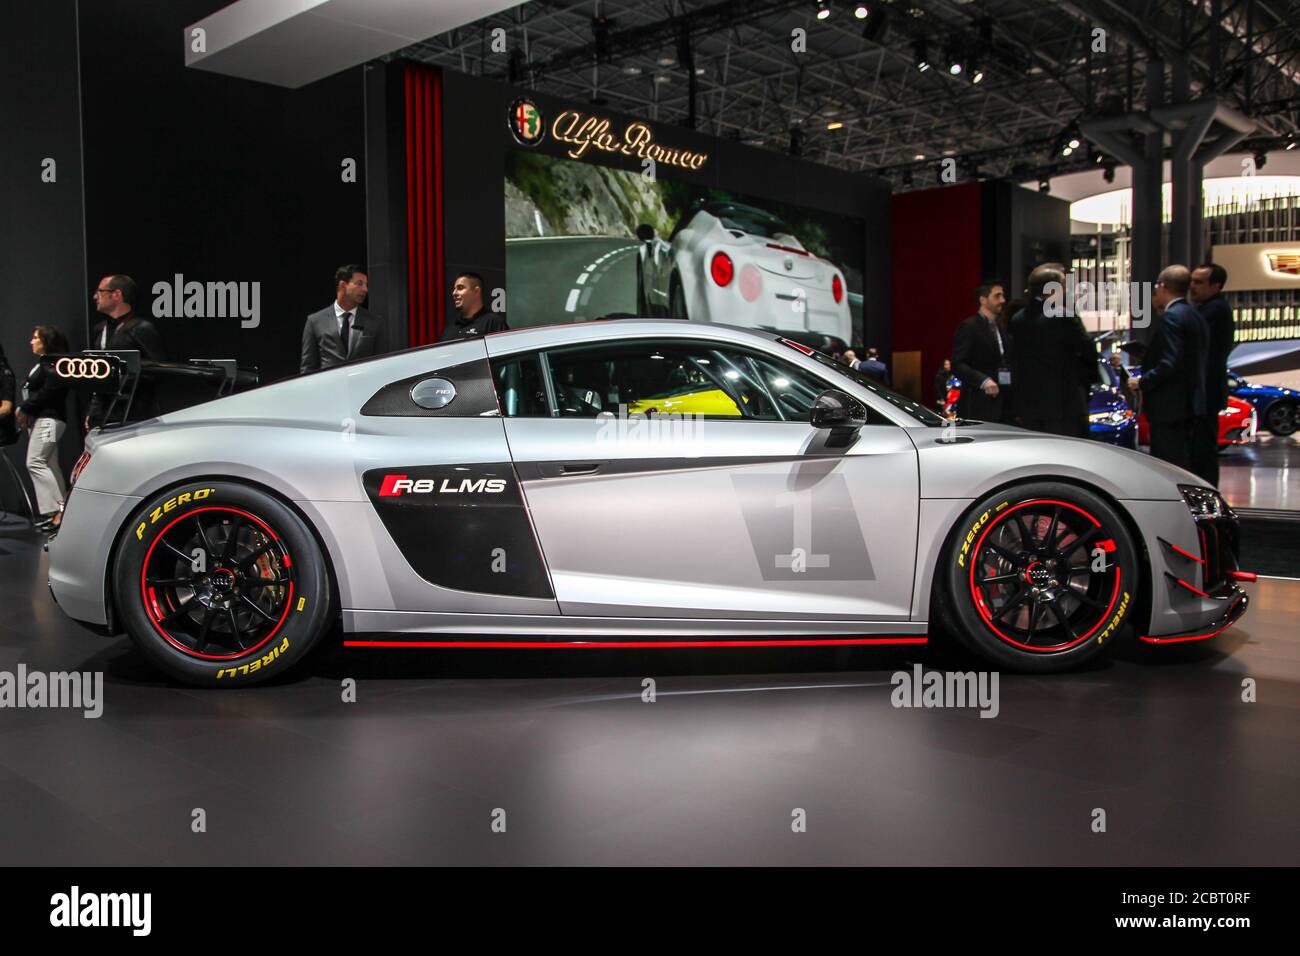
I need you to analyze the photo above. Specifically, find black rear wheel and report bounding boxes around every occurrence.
[113,482,334,686]
[942,482,1139,672]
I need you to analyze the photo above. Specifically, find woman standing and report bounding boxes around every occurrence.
[17,326,70,532]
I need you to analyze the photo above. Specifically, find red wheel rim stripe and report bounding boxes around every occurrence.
[140,506,294,661]
[968,498,1121,653]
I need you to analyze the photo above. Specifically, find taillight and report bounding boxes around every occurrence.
[831,273,844,303]
[738,264,763,302]
[710,251,734,286]
[70,451,91,489]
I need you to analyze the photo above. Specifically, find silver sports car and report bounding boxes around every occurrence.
[48,320,1251,686]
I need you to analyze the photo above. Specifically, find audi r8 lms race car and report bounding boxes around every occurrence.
[47,320,1251,687]
[636,200,852,345]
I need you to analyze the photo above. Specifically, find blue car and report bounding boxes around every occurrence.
[1088,383,1138,448]
[1227,368,1299,436]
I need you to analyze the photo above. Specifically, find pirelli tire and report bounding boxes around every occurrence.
[112,481,333,687]
[942,482,1139,673]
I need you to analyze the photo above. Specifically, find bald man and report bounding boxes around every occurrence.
[1129,265,1209,475]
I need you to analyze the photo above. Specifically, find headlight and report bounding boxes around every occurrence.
[1089,408,1133,425]
[1180,484,1227,519]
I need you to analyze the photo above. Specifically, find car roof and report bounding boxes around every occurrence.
[483,318,787,356]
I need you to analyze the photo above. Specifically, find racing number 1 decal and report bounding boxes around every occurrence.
[733,473,874,582]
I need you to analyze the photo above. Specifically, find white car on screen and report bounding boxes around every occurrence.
[636,201,851,345]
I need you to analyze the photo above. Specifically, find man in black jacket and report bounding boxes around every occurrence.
[951,281,1010,422]
[86,274,167,429]
[1010,263,1097,437]
[1129,265,1208,474]
[1189,262,1234,486]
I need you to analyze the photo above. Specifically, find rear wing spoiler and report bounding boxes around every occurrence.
[44,351,260,426]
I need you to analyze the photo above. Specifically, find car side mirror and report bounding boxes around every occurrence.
[810,389,866,446]
[635,224,655,242]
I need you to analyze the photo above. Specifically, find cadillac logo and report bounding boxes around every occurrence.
[55,357,114,379]
[1265,252,1300,276]
[509,97,545,147]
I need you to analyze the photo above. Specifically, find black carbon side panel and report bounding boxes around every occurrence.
[362,463,553,599]
[360,358,500,417]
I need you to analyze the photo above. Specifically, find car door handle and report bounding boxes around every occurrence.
[530,461,606,479]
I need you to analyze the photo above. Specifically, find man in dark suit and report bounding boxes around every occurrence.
[1010,263,1097,437]
[86,274,167,429]
[1189,262,1234,487]
[1129,265,1208,474]
[300,264,385,373]
[952,281,1010,422]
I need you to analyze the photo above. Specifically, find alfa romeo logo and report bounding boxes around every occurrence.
[509,97,545,147]
[55,357,114,379]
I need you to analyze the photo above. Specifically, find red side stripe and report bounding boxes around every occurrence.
[343,637,929,649]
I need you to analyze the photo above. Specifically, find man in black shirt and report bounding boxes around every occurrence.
[440,272,509,341]
[86,274,167,430]
[1010,263,1096,437]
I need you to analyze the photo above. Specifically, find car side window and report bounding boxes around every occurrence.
[541,340,745,418]
[491,355,549,417]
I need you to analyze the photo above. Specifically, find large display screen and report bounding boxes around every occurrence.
[505,150,866,346]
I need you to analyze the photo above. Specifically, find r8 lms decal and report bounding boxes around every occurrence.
[377,474,508,496]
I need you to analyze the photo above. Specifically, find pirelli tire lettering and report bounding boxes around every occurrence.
[942,482,1140,673]
[112,481,334,688]
[216,637,290,679]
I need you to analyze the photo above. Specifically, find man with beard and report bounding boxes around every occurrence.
[952,281,1010,422]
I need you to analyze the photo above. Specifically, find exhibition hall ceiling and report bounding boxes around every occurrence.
[392,0,1300,190]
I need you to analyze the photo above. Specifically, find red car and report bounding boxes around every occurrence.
[1137,395,1256,448]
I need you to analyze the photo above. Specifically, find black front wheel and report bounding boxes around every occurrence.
[1265,401,1297,436]
[941,482,1140,672]
[113,481,334,687]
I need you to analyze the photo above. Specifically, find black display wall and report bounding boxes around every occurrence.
[77,0,367,390]
[370,65,892,352]
[1,0,87,512]
[981,181,1072,297]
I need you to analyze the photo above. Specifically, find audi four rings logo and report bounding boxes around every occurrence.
[55,357,115,379]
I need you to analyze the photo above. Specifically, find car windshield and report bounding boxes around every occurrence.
[804,350,947,425]
[706,203,794,240]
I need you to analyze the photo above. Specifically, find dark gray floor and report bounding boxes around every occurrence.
[0,521,1296,866]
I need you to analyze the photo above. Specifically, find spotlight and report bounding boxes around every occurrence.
[1287,136,1297,151]
[854,3,869,18]
[827,120,844,130]
[1061,145,1074,156]
[1038,178,1051,193]
[862,5,889,41]
[1068,137,1081,149]
[912,152,926,160]
[816,1,831,20]
[945,45,963,75]
[971,69,984,84]
[913,39,930,72]
[1102,163,1116,183]
[1255,150,1268,169]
